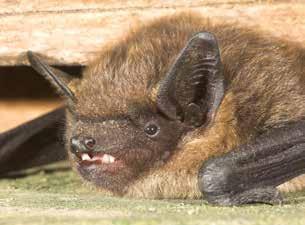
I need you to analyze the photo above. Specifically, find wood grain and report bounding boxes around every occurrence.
[0,1,304,66]
[0,0,262,14]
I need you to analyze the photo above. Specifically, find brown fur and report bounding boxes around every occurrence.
[64,12,305,198]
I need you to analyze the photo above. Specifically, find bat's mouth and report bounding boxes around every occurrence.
[75,152,125,174]
[80,152,115,163]
[71,147,162,193]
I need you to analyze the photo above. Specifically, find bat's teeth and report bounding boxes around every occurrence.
[102,154,115,164]
[109,155,115,163]
[81,153,91,161]
[80,153,115,163]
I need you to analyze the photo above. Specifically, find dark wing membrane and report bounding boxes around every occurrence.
[0,107,67,176]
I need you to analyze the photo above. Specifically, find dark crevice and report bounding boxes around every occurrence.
[0,66,83,99]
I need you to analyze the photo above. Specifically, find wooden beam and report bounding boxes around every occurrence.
[0,1,304,66]
[0,0,261,14]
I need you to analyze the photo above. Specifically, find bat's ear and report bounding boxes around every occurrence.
[27,51,77,102]
[157,32,225,127]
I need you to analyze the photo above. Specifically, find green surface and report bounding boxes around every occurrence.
[1,162,305,225]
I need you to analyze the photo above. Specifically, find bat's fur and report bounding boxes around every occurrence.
[57,12,305,198]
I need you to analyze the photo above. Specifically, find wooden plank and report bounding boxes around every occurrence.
[0,100,62,132]
[0,1,304,66]
[0,0,260,14]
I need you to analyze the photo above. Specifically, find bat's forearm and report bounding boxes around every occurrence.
[198,121,305,205]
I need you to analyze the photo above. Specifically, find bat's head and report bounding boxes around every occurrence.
[28,19,224,195]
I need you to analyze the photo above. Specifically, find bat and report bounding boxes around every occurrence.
[1,12,305,206]
[0,107,66,175]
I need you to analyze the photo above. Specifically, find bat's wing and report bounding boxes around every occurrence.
[199,121,305,205]
[0,107,67,176]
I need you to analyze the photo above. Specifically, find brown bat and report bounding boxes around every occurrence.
[1,12,305,206]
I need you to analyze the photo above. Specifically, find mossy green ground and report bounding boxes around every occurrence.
[1,162,305,225]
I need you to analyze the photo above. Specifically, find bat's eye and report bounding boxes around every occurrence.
[144,123,160,137]
[84,137,96,149]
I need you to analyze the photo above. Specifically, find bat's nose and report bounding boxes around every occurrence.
[70,136,96,154]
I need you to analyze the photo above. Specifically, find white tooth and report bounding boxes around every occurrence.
[109,155,115,163]
[102,154,110,164]
[81,153,90,161]
[102,154,115,164]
